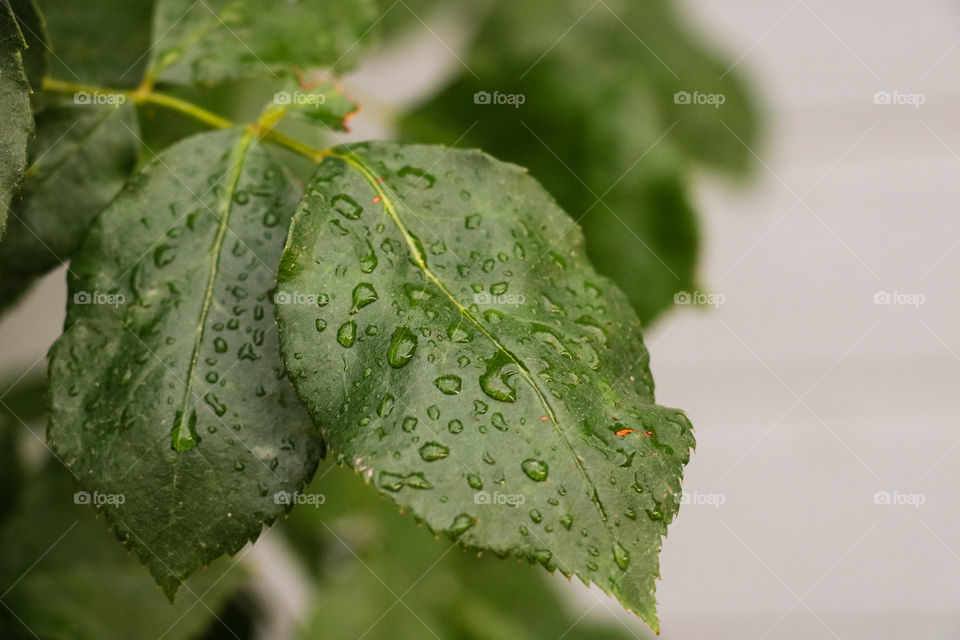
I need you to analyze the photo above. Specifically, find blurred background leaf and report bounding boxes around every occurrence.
[400,0,758,323]
[0,375,248,640]
[282,463,652,640]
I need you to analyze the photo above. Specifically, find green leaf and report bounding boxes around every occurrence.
[0,0,33,238]
[36,0,154,86]
[0,101,140,281]
[0,462,246,640]
[400,0,759,322]
[48,128,323,599]
[147,0,379,85]
[285,462,656,640]
[262,79,360,131]
[8,0,47,90]
[276,142,694,630]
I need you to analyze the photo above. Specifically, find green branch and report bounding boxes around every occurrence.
[41,78,333,163]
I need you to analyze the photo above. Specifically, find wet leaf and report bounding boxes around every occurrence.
[8,0,46,90]
[36,0,154,86]
[261,78,359,132]
[0,460,245,640]
[47,128,323,599]
[276,142,694,630]
[147,0,379,85]
[0,101,140,285]
[0,0,33,239]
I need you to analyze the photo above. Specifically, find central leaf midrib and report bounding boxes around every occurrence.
[338,151,618,552]
[170,129,254,453]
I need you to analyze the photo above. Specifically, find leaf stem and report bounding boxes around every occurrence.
[41,78,333,163]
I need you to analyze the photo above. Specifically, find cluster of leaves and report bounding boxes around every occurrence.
[0,0,755,636]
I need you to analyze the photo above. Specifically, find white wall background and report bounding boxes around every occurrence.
[2,1,959,639]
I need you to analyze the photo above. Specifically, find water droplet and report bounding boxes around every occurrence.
[434,375,462,395]
[377,394,395,418]
[613,542,630,570]
[315,318,327,332]
[480,352,519,402]
[427,405,440,420]
[529,509,543,524]
[332,193,362,219]
[447,321,472,343]
[521,459,549,482]
[204,393,227,417]
[448,419,463,434]
[360,240,378,273]
[402,416,418,432]
[388,326,417,367]
[398,165,436,189]
[404,472,432,489]
[532,549,552,564]
[213,337,228,353]
[171,409,199,451]
[559,514,573,530]
[465,214,482,229]
[378,471,405,492]
[337,321,357,347]
[154,244,175,267]
[448,513,475,537]
[234,461,245,471]
[419,442,450,461]
[351,282,378,312]
[467,473,483,489]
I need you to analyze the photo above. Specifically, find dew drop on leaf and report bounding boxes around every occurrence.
[351,282,378,311]
[377,394,395,418]
[448,513,475,537]
[480,352,519,402]
[613,541,631,570]
[332,193,362,219]
[337,321,357,347]
[434,375,462,395]
[419,441,450,461]
[387,326,418,367]
[521,458,549,482]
